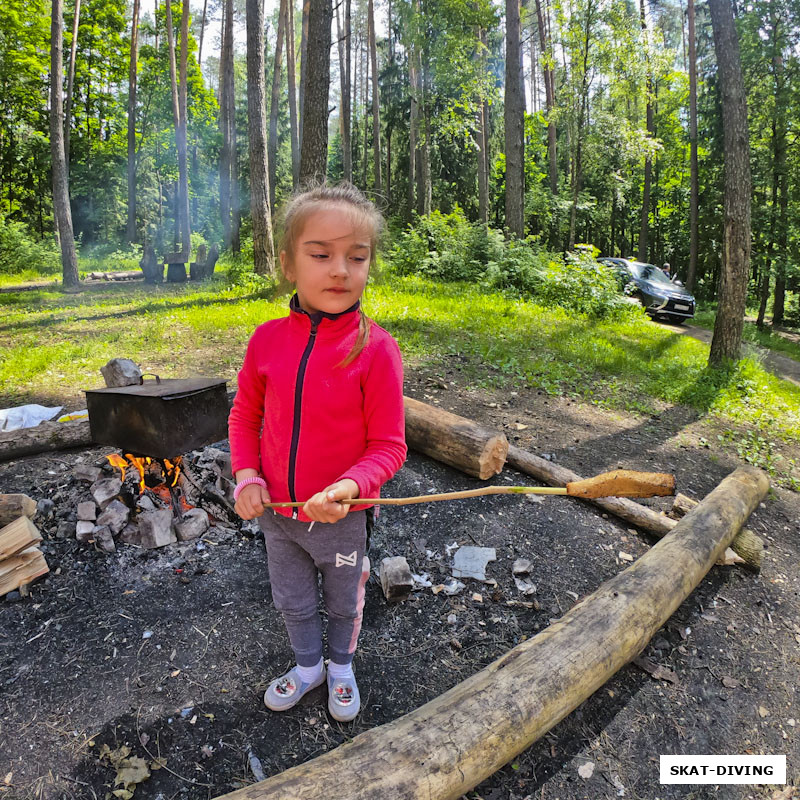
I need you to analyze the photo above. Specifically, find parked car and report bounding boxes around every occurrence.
[598,257,696,323]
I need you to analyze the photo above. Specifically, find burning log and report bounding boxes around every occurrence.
[210,467,768,800]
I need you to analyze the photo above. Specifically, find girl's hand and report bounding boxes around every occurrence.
[235,483,271,520]
[303,479,359,524]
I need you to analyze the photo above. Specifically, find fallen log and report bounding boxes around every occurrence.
[506,445,763,572]
[0,494,37,526]
[213,466,768,800]
[403,396,508,480]
[0,419,93,463]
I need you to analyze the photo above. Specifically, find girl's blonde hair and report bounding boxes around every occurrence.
[279,182,384,366]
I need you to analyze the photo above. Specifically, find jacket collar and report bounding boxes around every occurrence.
[289,293,361,336]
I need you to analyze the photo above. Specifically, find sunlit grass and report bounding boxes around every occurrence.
[2,271,798,487]
[694,308,800,363]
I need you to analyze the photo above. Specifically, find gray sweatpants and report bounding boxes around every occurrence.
[259,510,369,667]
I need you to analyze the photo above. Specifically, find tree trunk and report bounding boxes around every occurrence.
[362,32,369,187]
[269,0,287,210]
[707,0,751,366]
[64,0,81,170]
[770,26,788,327]
[335,0,352,183]
[475,26,489,224]
[50,0,80,289]
[368,0,381,196]
[165,0,190,257]
[637,0,653,263]
[247,0,276,275]
[534,0,556,196]
[286,0,300,186]
[126,0,140,244]
[686,0,699,293]
[299,0,332,183]
[299,0,310,152]
[408,36,418,220]
[504,0,524,237]
[198,0,208,65]
[219,0,234,249]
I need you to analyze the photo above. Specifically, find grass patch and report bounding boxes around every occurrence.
[2,271,799,489]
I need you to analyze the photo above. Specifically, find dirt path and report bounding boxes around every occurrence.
[658,321,800,386]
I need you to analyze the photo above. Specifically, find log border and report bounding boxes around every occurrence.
[213,466,768,800]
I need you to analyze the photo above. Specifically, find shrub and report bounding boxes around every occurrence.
[0,216,60,275]
[390,210,640,319]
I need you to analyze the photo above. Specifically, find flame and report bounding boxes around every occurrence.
[106,454,129,482]
[124,453,152,494]
[163,457,183,488]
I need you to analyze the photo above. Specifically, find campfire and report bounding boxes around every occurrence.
[65,446,236,553]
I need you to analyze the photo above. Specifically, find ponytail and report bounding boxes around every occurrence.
[340,308,371,367]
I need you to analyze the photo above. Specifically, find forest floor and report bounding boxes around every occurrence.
[1,358,799,800]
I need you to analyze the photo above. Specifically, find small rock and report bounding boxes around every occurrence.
[4,591,23,603]
[447,613,458,625]
[100,357,142,387]
[75,520,95,541]
[36,498,56,519]
[380,556,414,602]
[138,509,176,549]
[96,499,129,534]
[441,578,466,596]
[76,501,97,521]
[94,527,116,553]
[119,523,140,545]
[175,508,210,542]
[137,495,156,512]
[91,477,122,510]
[512,559,533,575]
[74,464,102,483]
[578,761,595,780]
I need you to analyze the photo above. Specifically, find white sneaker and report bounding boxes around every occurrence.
[327,671,360,722]
[264,666,325,711]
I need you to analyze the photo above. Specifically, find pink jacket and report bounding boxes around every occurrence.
[228,298,407,522]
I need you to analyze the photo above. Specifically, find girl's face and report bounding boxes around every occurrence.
[281,206,371,316]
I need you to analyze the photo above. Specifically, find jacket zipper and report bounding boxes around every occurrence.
[288,320,318,517]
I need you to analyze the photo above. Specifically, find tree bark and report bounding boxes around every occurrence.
[269,0,288,211]
[0,495,37,527]
[219,0,237,250]
[211,466,768,800]
[770,20,788,327]
[64,0,81,170]
[504,0,524,237]
[637,0,654,263]
[50,0,80,289]
[408,33,418,220]
[686,0,699,293]
[299,0,332,184]
[286,0,300,186]
[708,0,751,366]
[126,0,140,244]
[247,0,276,275]
[368,0,381,196]
[475,25,489,223]
[198,0,208,65]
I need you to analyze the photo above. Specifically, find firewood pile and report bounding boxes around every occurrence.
[0,495,49,595]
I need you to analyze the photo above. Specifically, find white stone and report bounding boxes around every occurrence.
[138,509,177,549]
[91,478,123,510]
[451,546,497,582]
[96,499,130,534]
[175,508,210,542]
[77,501,97,521]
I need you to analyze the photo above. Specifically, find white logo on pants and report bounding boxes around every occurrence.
[335,551,357,567]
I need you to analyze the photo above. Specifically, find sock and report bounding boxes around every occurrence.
[296,657,324,684]
[327,660,355,681]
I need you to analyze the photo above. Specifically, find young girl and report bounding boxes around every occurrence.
[228,183,407,722]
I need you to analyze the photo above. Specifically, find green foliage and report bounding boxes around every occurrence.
[390,210,639,318]
[0,215,60,275]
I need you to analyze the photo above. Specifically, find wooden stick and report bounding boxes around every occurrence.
[264,469,675,509]
[505,445,763,572]
[212,466,768,800]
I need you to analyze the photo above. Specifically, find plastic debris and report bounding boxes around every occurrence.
[248,749,266,782]
[451,546,496,581]
[0,404,62,432]
[411,572,432,589]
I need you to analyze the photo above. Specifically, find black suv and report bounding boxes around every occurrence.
[599,257,696,323]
